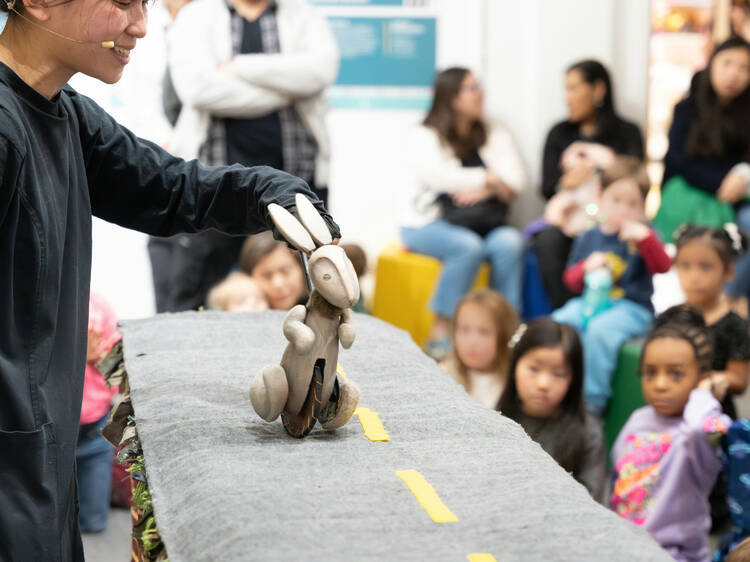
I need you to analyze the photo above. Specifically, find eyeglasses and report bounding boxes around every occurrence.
[461,83,483,92]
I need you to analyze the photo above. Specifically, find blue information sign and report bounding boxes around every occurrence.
[312,0,404,5]
[330,16,436,87]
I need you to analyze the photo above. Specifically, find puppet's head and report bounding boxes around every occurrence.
[268,194,359,309]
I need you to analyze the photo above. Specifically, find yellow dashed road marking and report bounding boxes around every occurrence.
[355,407,390,442]
[395,470,458,523]
[467,554,498,562]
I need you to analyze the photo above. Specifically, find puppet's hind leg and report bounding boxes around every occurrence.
[250,364,289,422]
[320,374,360,430]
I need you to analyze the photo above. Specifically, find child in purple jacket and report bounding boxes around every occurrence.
[611,305,730,562]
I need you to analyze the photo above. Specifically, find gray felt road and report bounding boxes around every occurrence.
[119,310,670,562]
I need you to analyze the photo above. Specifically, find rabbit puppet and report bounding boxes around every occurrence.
[249,194,361,438]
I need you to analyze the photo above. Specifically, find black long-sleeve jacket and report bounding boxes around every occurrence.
[0,63,334,561]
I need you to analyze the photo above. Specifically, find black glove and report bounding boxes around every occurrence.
[270,202,342,249]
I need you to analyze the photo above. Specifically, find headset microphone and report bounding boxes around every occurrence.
[6,1,116,48]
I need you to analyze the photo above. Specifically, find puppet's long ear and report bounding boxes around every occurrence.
[267,203,316,254]
[295,194,333,246]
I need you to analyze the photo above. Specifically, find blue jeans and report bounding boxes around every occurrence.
[76,413,114,533]
[401,221,523,317]
[552,298,652,414]
[726,204,750,298]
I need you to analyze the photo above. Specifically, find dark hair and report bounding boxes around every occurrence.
[675,223,748,267]
[727,535,750,562]
[239,231,303,276]
[686,37,750,162]
[640,304,713,375]
[600,156,651,198]
[566,59,617,134]
[423,67,487,160]
[497,318,588,475]
[341,243,367,278]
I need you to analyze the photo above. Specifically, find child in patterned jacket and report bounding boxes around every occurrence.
[611,304,730,562]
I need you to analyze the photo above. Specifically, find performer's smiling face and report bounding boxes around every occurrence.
[16,0,149,84]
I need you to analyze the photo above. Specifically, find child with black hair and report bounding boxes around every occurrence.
[498,318,605,500]
[675,224,750,418]
[611,305,731,562]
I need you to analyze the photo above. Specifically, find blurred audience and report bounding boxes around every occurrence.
[439,289,519,409]
[533,59,644,309]
[654,38,750,250]
[148,0,339,313]
[402,67,526,360]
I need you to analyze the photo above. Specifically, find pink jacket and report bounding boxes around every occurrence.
[80,293,121,425]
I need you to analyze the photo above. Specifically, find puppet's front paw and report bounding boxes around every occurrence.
[250,364,289,422]
[291,325,315,354]
[338,322,355,349]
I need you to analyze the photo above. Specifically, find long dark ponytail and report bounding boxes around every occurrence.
[686,37,750,161]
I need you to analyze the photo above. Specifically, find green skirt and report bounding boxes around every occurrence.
[653,175,736,244]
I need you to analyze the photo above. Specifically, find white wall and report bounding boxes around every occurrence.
[85,0,651,320]
[328,0,485,260]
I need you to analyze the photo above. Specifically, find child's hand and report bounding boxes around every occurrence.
[583,251,608,272]
[618,221,650,244]
[710,372,729,401]
[698,373,730,400]
[559,163,594,190]
[717,171,748,204]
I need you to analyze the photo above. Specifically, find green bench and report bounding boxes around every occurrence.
[603,341,645,460]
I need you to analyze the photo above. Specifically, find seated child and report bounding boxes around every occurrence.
[207,271,269,312]
[498,318,605,500]
[610,305,730,562]
[674,224,750,418]
[552,157,672,414]
[439,289,519,408]
[239,231,307,310]
[673,224,750,531]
